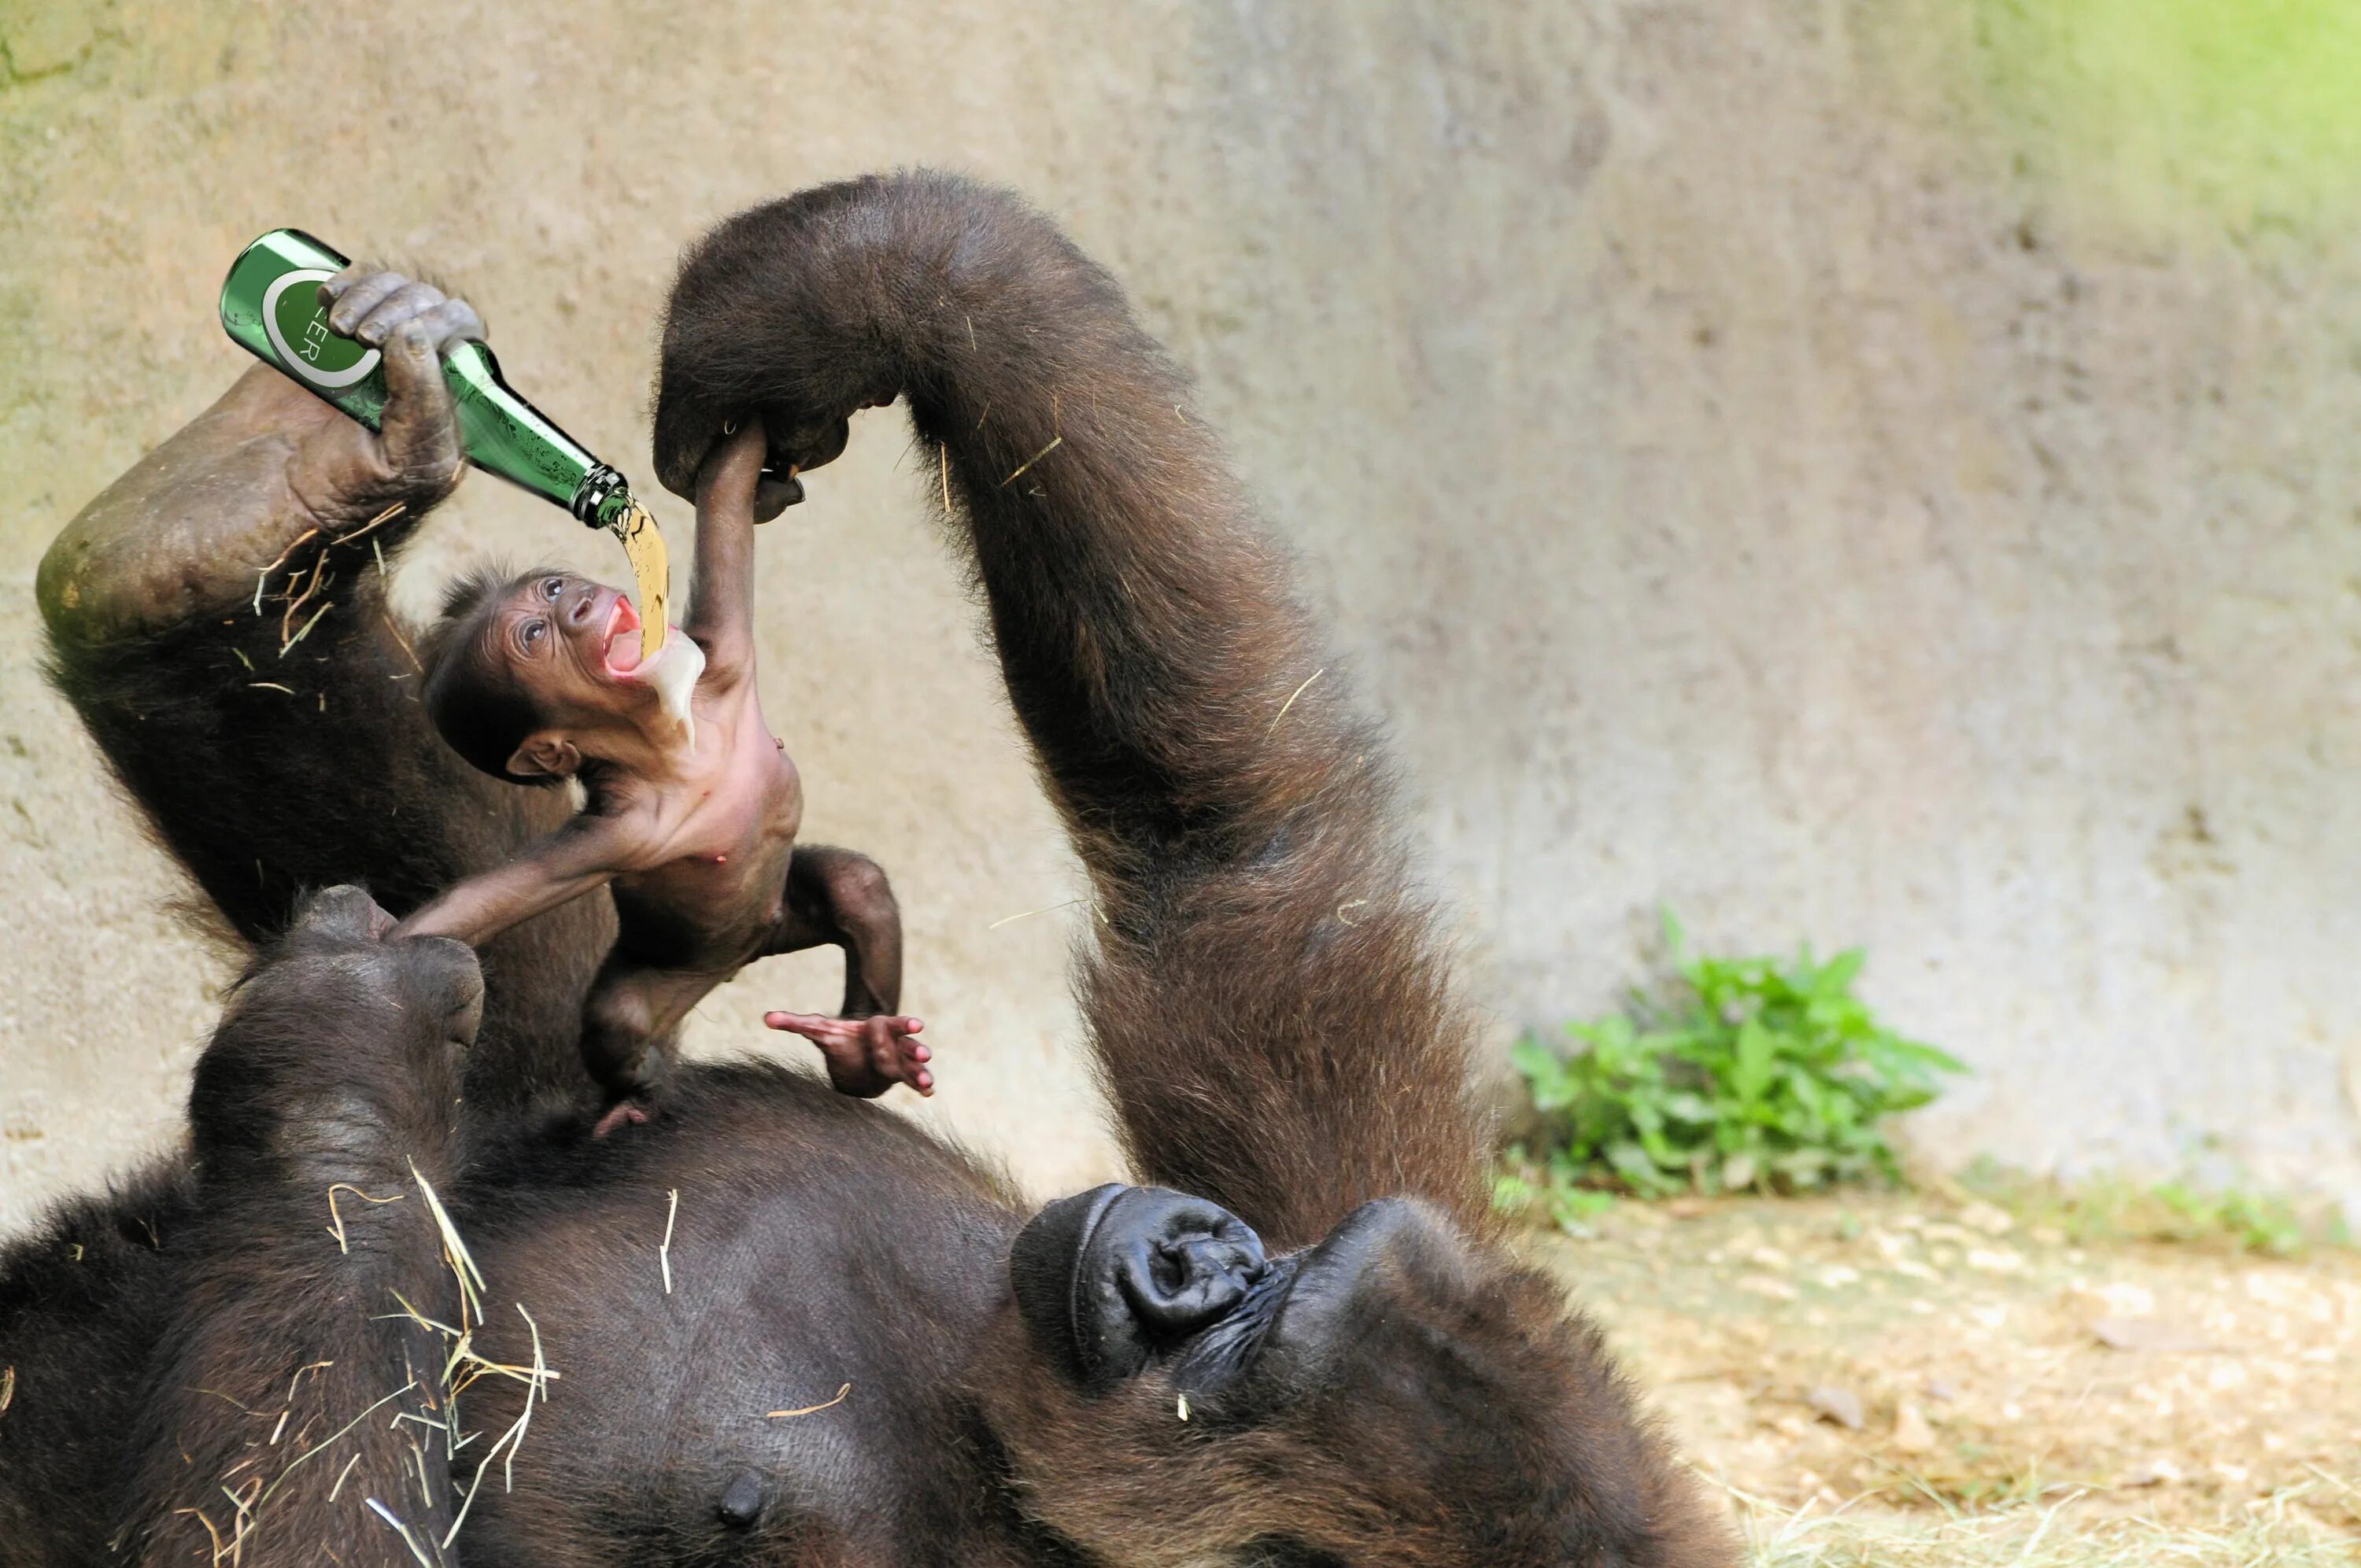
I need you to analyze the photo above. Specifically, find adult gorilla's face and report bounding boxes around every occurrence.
[983,1186,1719,1568]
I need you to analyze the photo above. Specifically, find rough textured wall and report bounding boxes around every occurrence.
[5,0,2359,1232]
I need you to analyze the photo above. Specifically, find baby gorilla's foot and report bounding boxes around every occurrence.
[590,1099,652,1139]
[763,1011,933,1098]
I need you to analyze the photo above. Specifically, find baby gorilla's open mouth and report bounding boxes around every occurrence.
[601,595,645,676]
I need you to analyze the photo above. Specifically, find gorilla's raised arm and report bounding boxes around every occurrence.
[653,173,1487,1248]
[39,341,608,1112]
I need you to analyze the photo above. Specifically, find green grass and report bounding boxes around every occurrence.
[1960,1160,2355,1259]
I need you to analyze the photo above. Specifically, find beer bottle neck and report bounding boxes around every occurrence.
[570,465,633,529]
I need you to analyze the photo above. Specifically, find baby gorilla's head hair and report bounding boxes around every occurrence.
[420,565,570,786]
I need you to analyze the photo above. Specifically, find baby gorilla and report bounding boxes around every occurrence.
[385,372,931,1120]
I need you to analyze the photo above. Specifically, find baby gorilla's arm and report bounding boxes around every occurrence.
[392,812,633,947]
[683,419,767,682]
[760,846,934,1097]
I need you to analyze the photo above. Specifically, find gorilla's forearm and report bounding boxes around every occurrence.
[39,366,610,1112]
[40,367,464,928]
[114,891,482,1567]
[2,893,481,1568]
[655,174,1489,1248]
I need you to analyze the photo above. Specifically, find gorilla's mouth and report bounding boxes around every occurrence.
[600,595,644,675]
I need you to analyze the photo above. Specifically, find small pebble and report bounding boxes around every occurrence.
[1806,1385,1864,1430]
[1892,1403,1935,1454]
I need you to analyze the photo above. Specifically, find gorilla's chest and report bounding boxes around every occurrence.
[443,1152,1014,1563]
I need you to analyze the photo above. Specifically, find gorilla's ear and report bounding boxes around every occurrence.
[1011,1185,1267,1394]
[505,734,581,780]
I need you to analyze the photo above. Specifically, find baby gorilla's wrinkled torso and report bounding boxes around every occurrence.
[598,671,804,973]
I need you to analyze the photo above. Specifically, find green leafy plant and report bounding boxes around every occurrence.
[1503,914,1964,1208]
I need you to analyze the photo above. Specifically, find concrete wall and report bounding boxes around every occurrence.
[6,0,2360,1234]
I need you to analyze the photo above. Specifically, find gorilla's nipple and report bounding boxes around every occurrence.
[716,1469,767,1529]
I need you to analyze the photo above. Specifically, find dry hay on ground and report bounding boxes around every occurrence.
[1523,1191,2361,1562]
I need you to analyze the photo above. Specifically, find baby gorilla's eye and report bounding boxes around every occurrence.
[542,577,564,600]
[521,620,548,647]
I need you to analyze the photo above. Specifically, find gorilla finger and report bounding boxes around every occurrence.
[412,297,486,352]
[909,1043,931,1064]
[351,281,449,347]
[376,325,465,488]
[318,263,395,303]
[326,270,411,335]
[751,471,804,521]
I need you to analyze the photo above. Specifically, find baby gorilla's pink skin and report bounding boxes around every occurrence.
[765,1011,933,1097]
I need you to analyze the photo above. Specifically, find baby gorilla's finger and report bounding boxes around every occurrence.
[868,1043,925,1096]
[325,270,411,337]
[863,1018,935,1097]
[349,280,449,348]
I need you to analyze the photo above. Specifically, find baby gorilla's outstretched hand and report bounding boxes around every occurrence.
[765,1011,933,1098]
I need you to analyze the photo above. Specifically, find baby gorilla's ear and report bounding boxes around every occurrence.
[506,732,582,781]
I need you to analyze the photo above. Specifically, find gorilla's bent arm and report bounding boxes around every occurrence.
[39,352,609,1110]
[655,173,1490,1249]
[124,889,479,1568]
[0,890,478,1568]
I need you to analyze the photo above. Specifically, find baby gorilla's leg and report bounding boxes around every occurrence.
[579,960,724,1131]
[757,845,931,1097]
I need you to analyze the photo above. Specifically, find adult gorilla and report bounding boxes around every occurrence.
[11,172,1735,1567]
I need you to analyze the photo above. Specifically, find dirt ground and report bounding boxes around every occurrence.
[1525,1192,2361,1559]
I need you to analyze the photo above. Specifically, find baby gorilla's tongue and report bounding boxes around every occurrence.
[623,633,704,750]
[604,605,645,673]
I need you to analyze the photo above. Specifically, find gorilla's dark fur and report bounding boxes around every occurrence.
[9,172,1737,1567]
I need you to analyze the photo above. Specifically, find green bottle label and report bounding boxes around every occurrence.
[264,268,380,389]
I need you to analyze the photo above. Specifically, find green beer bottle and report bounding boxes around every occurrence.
[219,228,631,531]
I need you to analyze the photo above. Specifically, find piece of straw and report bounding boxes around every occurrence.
[660,1189,679,1296]
[999,435,1062,487]
[767,1383,852,1419]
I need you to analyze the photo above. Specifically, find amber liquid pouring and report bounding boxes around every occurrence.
[611,500,669,660]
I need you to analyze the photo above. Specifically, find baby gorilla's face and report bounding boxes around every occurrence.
[488,571,652,707]
[425,569,671,783]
